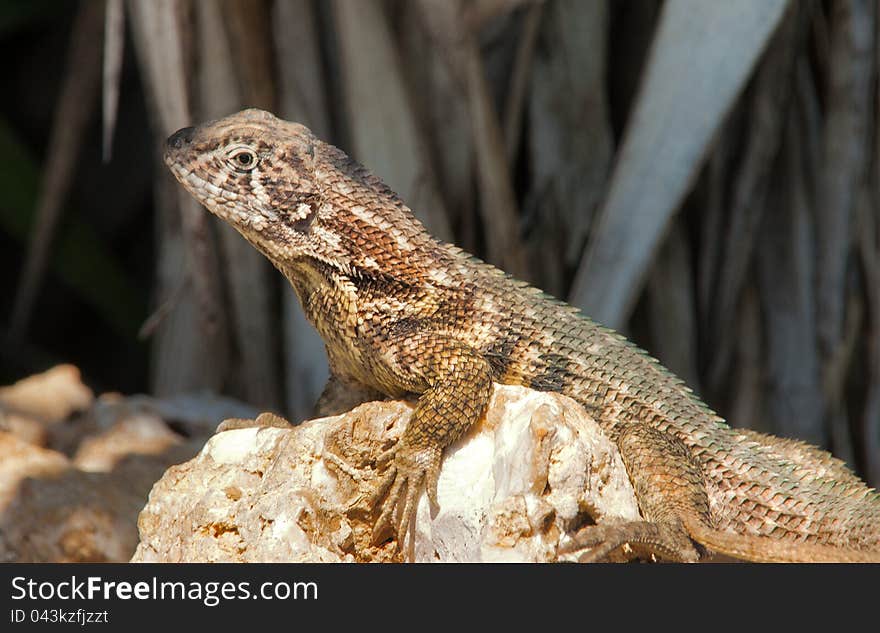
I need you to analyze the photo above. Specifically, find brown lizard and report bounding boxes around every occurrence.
[164,108,880,562]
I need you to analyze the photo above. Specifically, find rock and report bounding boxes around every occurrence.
[0,366,262,562]
[73,413,185,472]
[132,384,639,562]
[0,364,93,423]
[0,444,202,563]
[0,364,94,450]
[0,411,48,447]
[0,424,204,562]
[90,392,261,439]
[0,432,70,512]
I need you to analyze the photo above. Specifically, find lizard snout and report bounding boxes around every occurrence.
[166,126,195,150]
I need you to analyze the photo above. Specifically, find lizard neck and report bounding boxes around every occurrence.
[282,258,357,339]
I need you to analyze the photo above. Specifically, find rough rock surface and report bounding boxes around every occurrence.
[132,384,640,562]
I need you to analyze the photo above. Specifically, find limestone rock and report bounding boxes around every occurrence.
[132,384,639,562]
[0,422,205,562]
[0,364,93,423]
[73,413,184,472]
[0,368,250,562]
[86,392,260,439]
[0,364,94,450]
[0,411,48,446]
[0,432,70,511]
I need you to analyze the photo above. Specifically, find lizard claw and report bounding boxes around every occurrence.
[370,443,441,549]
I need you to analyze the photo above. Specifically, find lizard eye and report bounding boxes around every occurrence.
[227,147,258,172]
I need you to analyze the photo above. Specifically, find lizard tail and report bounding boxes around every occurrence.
[684,519,880,563]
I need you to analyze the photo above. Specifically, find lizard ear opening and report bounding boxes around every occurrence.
[286,194,320,233]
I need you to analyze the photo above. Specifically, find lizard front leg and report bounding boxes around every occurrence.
[371,338,493,549]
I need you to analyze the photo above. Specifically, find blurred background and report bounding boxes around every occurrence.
[1,0,878,489]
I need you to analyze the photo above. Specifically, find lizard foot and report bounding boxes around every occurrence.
[370,443,442,549]
[560,519,701,563]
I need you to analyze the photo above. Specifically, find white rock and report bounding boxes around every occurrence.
[132,384,639,562]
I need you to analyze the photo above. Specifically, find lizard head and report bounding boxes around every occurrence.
[163,108,341,269]
[165,108,440,301]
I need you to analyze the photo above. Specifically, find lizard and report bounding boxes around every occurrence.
[164,108,880,562]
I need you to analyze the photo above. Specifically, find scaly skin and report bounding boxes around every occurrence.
[164,109,880,562]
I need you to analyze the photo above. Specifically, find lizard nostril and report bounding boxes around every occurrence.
[167,126,196,150]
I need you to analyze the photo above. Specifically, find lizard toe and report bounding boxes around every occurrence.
[370,444,440,549]
[371,467,403,546]
[395,468,426,548]
[563,520,700,563]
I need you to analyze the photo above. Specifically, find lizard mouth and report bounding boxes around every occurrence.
[164,160,256,230]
